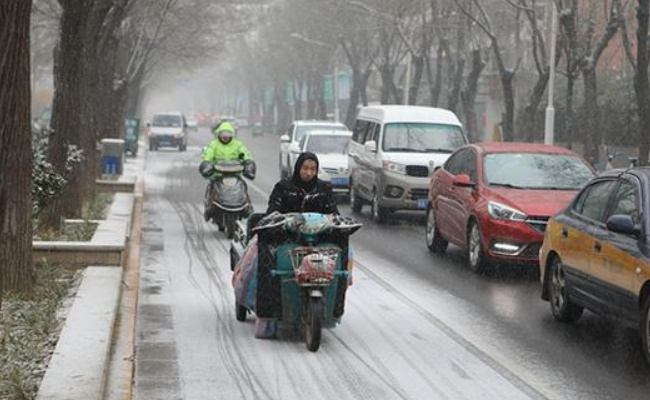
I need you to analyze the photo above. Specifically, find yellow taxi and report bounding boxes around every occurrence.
[539,168,650,364]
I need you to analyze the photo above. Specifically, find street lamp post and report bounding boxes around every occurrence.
[334,50,340,122]
[544,1,558,145]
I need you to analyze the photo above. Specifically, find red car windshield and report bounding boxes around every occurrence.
[483,153,594,190]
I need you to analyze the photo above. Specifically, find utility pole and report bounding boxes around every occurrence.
[334,50,340,122]
[544,1,558,145]
[404,54,411,105]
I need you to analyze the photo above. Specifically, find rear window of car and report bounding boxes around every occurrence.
[152,114,182,127]
[306,135,351,154]
[295,125,347,142]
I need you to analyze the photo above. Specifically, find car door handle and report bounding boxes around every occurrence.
[594,242,602,252]
[561,228,568,238]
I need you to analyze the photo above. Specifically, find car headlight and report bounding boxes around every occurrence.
[382,160,407,175]
[487,201,527,221]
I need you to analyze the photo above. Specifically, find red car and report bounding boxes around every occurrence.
[426,143,595,272]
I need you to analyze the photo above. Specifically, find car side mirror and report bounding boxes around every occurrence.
[606,214,641,237]
[364,140,377,153]
[281,134,291,143]
[453,173,475,188]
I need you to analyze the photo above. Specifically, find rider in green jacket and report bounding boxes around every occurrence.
[200,121,255,222]
[202,121,252,162]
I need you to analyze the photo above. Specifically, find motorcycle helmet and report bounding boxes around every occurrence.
[214,121,235,144]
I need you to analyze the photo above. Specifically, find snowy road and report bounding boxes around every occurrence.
[132,128,650,400]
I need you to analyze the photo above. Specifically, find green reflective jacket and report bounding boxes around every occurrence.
[202,138,252,162]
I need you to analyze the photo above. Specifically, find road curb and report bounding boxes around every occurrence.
[36,267,123,400]
[35,155,142,400]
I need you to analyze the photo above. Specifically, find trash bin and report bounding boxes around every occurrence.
[101,138,124,175]
[124,118,140,156]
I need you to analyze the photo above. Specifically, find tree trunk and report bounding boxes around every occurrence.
[293,80,303,120]
[520,70,550,142]
[501,72,516,142]
[447,56,465,114]
[461,49,486,142]
[409,54,425,105]
[635,0,650,166]
[380,64,401,104]
[307,74,316,118]
[360,68,371,106]
[274,81,291,133]
[426,42,444,107]
[345,66,362,128]
[0,0,35,299]
[312,70,327,119]
[565,69,576,145]
[41,2,90,230]
[582,68,600,164]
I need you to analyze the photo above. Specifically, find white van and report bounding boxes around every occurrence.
[348,105,467,222]
[148,111,189,152]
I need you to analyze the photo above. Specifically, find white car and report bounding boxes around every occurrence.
[299,130,353,193]
[147,111,189,152]
[279,120,348,178]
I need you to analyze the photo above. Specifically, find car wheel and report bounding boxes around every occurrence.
[467,220,489,273]
[371,191,388,224]
[350,183,362,213]
[426,206,447,254]
[641,294,650,365]
[549,256,584,322]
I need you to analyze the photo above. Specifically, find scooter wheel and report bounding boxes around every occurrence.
[236,302,247,322]
[305,297,323,352]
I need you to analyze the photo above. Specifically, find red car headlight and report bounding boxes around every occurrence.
[487,201,527,221]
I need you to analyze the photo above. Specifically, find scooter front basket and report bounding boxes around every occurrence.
[290,246,340,286]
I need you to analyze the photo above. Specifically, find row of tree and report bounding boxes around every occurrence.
[226,0,650,165]
[0,0,249,306]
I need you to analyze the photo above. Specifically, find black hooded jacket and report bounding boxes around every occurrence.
[266,152,339,214]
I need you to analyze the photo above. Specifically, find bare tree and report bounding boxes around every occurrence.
[620,0,650,165]
[558,0,621,163]
[40,1,93,230]
[455,0,521,141]
[0,0,35,302]
[510,0,557,142]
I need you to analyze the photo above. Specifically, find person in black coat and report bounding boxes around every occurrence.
[267,152,339,214]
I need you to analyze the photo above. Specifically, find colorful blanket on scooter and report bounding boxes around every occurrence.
[232,235,258,310]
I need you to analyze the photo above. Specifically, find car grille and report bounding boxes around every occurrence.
[408,188,429,200]
[519,243,542,259]
[406,165,429,177]
[526,216,550,233]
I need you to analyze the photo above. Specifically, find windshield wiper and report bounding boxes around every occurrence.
[525,186,576,191]
[423,148,454,153]
[489,183,525,189]
[386,147,418,152]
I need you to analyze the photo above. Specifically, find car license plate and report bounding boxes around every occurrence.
[417,198,428,209]
[331,177,348,186]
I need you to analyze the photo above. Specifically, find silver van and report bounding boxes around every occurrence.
[148,111,189,152]
[348,105,467,223]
